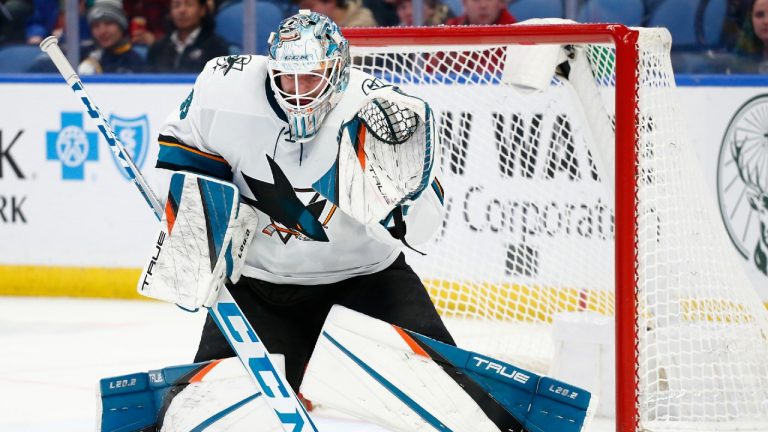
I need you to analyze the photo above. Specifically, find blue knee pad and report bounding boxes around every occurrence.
[98,361,216,432]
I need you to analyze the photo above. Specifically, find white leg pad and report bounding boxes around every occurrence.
[301,305,506,432]
[159,357,284,432]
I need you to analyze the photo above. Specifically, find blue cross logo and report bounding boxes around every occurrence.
[46,112,99,180]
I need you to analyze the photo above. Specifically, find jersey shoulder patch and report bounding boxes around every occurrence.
[350,68,392,98]
[208,55,260,77]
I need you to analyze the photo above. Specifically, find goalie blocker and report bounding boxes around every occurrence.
[137,171,259,311]
[98,306,592,432]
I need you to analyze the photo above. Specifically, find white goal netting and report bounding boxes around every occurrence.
[347,25,768,431]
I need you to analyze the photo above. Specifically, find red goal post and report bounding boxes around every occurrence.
[342,24,768,432]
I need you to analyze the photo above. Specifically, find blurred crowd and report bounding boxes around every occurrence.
[0,0,767,74]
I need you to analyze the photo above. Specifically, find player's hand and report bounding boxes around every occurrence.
[131,30,155,46]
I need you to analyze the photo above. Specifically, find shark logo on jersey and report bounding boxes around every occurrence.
[241,155,333,243]
[212,55,252,75]
[107,114,149,179]
[262,188,336,244]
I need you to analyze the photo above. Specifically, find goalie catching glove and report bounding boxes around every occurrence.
[137,172,259,311]
[313,84,439,227]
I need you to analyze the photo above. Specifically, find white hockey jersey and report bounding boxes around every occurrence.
[156,55,444,285]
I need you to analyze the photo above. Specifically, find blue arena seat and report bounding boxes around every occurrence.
[647,0,726,49]
[508,0,563,21]
[702,0,726,47]
[647,0,699,48]
[215,0,286,55]
[577,0,644,26]
[0,44,47,73]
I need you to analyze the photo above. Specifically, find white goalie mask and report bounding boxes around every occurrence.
[267,10,350,142]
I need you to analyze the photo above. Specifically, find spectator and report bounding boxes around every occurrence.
[722,0,753,50]
[445,0,515,25]
[53,0,92,47]
[146,0,229,73]
[0,0,33,44]
[395,0,448,26]
[78,0,145,74]
[427,0,514,75]
[364,0,398,26]
[124,0,170,46]
[735,0,768,72]
[294,0,377,27]
[26,0,88,73]
[25,0,59,44]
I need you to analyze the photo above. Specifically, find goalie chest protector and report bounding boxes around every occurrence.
[157,55,406,285]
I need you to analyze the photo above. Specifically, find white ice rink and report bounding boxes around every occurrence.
[1,296,617,432]
[0,296,391,432]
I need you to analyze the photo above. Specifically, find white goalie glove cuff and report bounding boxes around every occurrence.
[137,172,259,311]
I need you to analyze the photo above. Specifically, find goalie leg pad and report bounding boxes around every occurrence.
[301,305,592,432]
[98,358,283,432]
[137,171,258,310]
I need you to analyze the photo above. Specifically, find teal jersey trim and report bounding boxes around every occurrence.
[157,137,233,181]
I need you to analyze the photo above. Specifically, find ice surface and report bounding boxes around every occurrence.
[0,296,390,432]
[0,296,614,432]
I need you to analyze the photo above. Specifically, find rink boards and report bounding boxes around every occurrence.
[0,75,766,304]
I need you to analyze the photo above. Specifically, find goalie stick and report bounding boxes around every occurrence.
[39,36,318,432]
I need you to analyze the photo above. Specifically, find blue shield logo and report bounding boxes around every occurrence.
[108,114,149,179]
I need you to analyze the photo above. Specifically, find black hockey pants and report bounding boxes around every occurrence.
[193,253,455,393]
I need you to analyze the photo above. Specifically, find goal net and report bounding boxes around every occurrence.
[344,24,768,431]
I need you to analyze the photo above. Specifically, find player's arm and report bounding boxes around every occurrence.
[140,61,257,311]
[155,58,233,182]
[314,85,444,248]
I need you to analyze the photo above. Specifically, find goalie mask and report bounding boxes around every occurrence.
[267,10,350,142]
